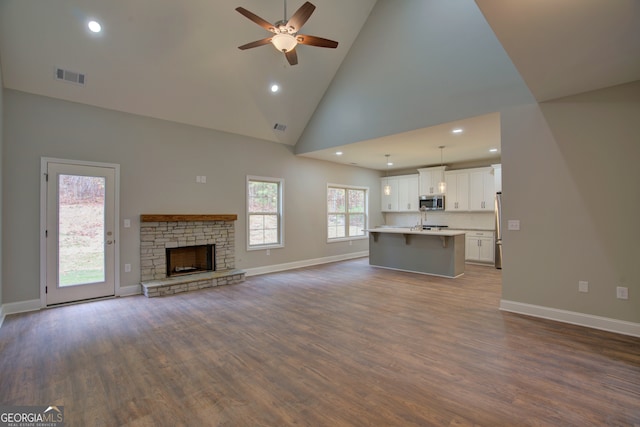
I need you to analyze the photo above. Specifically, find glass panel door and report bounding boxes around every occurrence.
[45,161,116,305]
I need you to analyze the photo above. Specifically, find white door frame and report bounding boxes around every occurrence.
[40,157,121,307]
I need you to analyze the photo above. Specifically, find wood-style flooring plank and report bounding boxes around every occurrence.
[1,259,639,426]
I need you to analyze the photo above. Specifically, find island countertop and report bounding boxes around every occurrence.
[367,227,466,237]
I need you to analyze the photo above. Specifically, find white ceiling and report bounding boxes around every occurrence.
[1,0,639,171]
[303,112,502,171]
[0,0,376,146]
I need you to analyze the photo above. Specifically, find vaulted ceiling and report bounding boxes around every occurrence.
[1,0,639,171]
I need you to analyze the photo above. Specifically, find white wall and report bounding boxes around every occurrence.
[501,81,640,324]
[2,89,382,304]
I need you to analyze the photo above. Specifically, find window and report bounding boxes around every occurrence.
[327,185,368,241]
[247,176,284,249]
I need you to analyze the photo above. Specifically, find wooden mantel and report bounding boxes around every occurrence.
[140,214,237,222]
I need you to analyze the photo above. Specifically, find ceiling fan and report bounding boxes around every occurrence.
[235,1,339,66]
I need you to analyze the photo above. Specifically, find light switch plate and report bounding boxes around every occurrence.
[124,219,131,228]
[578,281,588,293]
[507,220,520,231]
[616,286,629,300]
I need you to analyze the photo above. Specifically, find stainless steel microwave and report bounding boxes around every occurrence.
[419,195,445,211]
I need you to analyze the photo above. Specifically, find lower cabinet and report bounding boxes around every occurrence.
[465,231,495,263]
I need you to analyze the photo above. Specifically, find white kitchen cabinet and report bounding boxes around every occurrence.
[469,167,496,211]
[444,170,469,211]
[417,167,446,195]
[381,175,419,212]
[492,164,502,193]
[465,231,495,263]
[381,177,399,211]
[398,175,419,211]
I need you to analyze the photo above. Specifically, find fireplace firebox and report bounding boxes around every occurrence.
[166,244,215,277]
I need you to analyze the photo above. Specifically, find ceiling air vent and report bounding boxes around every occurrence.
[273,123,287,132]
[55,67,86,86]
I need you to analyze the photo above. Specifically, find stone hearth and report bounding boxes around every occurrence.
[140,214,245,297]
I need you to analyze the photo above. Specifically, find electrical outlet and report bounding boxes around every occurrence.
[266,249,270,256]
[578,281,588,293]
[124,219,131,228]
[616,286,628,300]
[124,263,131,273]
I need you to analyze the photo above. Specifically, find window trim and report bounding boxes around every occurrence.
[326,183,369,243]
[246,175,284,251]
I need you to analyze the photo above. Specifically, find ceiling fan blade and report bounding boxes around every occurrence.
[296,34,338,49]
[285,49,298,66]
[235,7,276,32]
[238,37,273,50]
[286,2,316,32]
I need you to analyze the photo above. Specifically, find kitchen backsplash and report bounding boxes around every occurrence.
[382,212,495,230]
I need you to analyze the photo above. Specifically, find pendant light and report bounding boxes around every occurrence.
[438,146,447,193]
[383,154,392,196]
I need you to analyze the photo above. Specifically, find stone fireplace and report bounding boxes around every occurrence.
[140,214,245,297]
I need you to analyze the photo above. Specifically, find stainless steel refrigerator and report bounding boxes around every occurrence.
[494,192,502,269]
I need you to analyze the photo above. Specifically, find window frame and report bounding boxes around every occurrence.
[326,183,369,243]
[246,175,284,251]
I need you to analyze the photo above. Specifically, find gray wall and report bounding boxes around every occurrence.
[0,60,3,309]
[501,81,640,323]
[2,89,382,304]
[296,0,534,154]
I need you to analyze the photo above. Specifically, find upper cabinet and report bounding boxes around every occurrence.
[444,165,500,212]
[381,174,419,212]
[469,167,496,211]
[492,164,502,193]
[381,177,399,211]
[417,167,447,195]
[444,170,470,211]
[383,165,500,213]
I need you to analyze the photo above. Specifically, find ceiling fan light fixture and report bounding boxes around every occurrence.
[271,33,298,52]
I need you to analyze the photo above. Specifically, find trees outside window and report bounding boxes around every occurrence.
[247,177,283,249]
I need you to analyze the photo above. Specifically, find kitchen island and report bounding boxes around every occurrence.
[368,228,466,278]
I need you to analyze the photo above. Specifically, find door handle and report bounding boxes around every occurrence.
[106,240,114,245]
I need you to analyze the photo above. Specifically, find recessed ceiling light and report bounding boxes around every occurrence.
[270,84,279,93]
[489,148,498,152]
[452,128,463,134]
[88,20,102,33]
[387,161,393,166]
[335,151,343,156]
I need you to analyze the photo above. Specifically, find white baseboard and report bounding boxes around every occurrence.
[500,300,640,338]
[244,251,369,277]
[0,299,42,327]
[118,284,142,297]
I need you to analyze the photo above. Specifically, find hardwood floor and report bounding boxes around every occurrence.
[1,259,639,426]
